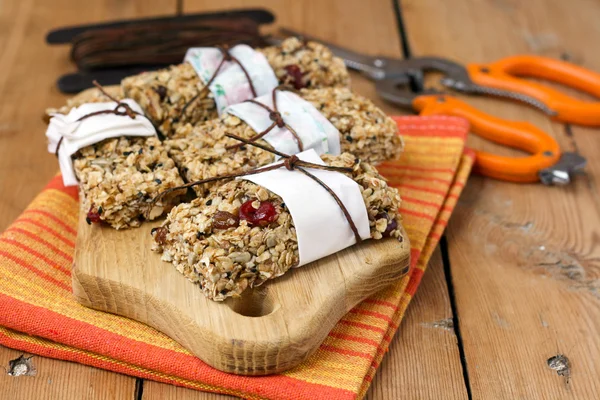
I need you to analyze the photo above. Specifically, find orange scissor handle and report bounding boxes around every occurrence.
[468,55,600,126]
[412,94,561,183]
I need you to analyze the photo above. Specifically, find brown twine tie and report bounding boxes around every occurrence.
[225,86,304,152]
[179,45,258,121]
[151,133,362,243]
[54,81,158,157]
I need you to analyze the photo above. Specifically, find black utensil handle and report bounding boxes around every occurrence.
[46,8,275,44]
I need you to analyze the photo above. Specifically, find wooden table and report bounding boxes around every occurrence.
[1,0,599,398]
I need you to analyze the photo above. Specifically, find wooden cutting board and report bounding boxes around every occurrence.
[72,209,410,375]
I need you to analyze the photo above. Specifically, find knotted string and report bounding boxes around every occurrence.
[179,45,258,121]
[225,86,304,152]
[54,81,158,157]
[150,133,362,243]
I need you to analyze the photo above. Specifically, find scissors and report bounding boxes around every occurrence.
[271,29,591,185]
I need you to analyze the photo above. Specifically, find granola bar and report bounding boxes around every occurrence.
[46,89,186,229]
[151,152,403,301]
[73,136,185,230]
[165,87,402,196]
[121,38,350,137]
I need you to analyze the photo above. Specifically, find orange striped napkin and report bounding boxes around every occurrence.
[0,116,473,400]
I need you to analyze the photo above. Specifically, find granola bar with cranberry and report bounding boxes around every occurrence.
[121,37,350,137]
[151,152,403,301]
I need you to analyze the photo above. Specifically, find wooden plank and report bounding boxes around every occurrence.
[0,346,134,400]
[142,382,235,400]
[139,0,464,398]
[365,247,468,400]
[0,0,176,398]
[401,0,600,398]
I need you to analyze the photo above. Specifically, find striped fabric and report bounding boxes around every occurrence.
[0,116,473,400]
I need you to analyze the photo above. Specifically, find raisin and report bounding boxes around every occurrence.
[155,178,162,184]
[283,64,305,89]
[212,211,239,230]
[153,85,168,101]
[239,200,278,227]
[376,212,398,237]
[205,199,212,206]
[384,219,398,237]
[152,226,168,245]
[346,135,353,142]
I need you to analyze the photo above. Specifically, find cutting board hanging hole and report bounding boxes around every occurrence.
[226,287,278,317]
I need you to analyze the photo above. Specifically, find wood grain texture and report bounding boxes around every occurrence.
[0,0,175,398]
[365,247,468,400]
[402,0,600,398]
[14,0,600,397]
[73,211,410,375]
[0,346,134,400]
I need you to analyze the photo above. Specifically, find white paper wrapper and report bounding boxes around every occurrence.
[184,45,279,115]
[46,100,156,187]
[226,91,341,156]
[241,149,370,267]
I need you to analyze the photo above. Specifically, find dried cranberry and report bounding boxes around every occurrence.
[213,211,240,230]
[86,206,101,225]
[284,64,306,89]
[376,212,398,237]
[239,200,278,226]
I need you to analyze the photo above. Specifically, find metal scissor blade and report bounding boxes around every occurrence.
[277,27,385,79]
[539,152,587,185]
